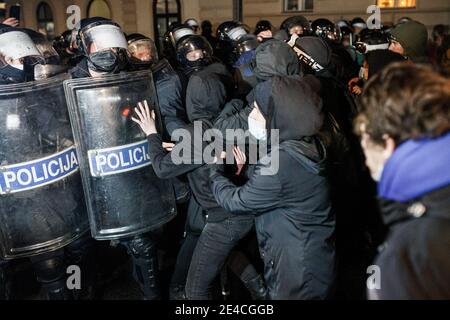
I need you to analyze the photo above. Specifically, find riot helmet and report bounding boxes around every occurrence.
[23,28,69,80]
[280,16,311,37]
[0,26,44,83]
[23,28,60,65]
[216,21,241,43]
[78,18,128,73]
[235,34,259,57]
[127,33,159,69]
[176,35,213,74]
[336,19,352,30]
[254,20,272,37]
[312,19,342,43]
[351,17,367,34]
[185,18,200,33]
[166,24,195,50]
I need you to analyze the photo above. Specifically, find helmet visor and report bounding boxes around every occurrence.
[81,24,128,55]
[128,39,159,64]
[170,28,195,47]
[227,26,248,41]
[0,31,42,68]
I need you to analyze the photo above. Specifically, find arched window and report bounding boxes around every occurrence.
[153,0,181,51]
[88,0,112,19]
[0,1,7,20]
[37,2,54,40]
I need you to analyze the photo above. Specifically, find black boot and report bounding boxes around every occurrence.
[31,250,72,300]
[65,233,97,300]
[123,233,161,300]
[169,285,187,300]
[243,274,267,300]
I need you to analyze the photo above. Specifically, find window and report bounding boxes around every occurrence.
[153,0,181,51]
[36,2,54,40]
[284,0,314,12]
[0,1,6,20]
[88,0,112,19]
[377,0,416,8]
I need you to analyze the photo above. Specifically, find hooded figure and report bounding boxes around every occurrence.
[146,62,259,300]
[251,39,300,82]
[213,39,301,141]
[390,20,429,63]
[211,76,336,299]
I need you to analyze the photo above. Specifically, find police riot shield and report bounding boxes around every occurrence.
[0,75,89,259]
[64,71,177,240]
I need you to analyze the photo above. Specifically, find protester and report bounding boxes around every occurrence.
[356,63,450,299]
[389,20,429,64]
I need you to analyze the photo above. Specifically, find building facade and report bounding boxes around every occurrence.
[1,0,449,42]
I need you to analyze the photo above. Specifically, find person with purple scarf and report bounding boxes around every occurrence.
[355,63,450,299]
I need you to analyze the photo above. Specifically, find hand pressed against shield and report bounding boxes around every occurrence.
[131,100,157,136]
[233,146,246,176]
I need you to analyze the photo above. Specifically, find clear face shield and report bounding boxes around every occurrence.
[227,26,248,42]
[169,28,195,48]
[33,37,61,65]
[235,35,259,57]
[0,30,44,70]
[80,23,128,73]
[80,23,128,55]
[328,25,342,43]
[128,39,159,65]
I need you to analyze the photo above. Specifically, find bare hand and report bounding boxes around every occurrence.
[162,142,175,151]
[233,146,246,175]
[131,100,157,136]
[3,18,19,27]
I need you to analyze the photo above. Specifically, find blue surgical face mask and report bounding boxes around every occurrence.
[248,116,267,141]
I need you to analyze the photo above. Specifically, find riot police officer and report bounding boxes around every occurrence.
[215,21,249,69]
[70,17,129,79]
[53,29,83,67]
[280,15,311,38]
[66,18,177,300]
[162,24,196,69]
[312,18,359,83]
[0,24,90,299]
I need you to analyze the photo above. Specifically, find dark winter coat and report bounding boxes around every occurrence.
[147,62,235,223]
[211,76,336,299]
[151,59,188,141]
[369,132,450,300]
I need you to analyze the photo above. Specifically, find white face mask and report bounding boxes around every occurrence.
[248,116,267,141]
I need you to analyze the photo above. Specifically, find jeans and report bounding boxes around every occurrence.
[185,215,254,300]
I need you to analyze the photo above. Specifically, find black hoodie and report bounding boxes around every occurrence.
[211,76,336,299]
[147,62,235,222]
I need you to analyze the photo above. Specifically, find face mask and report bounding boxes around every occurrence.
[0,65,26,83]
[88,50,120,73]
[359,67,367,80]
[248,116,267,141]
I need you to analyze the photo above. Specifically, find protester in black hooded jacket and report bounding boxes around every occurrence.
[214,39,300,140]
[134,62,262,300]
[293,36,386,298]
[211,76,336,299]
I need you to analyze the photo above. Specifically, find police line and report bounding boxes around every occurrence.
[0,140,152,194]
